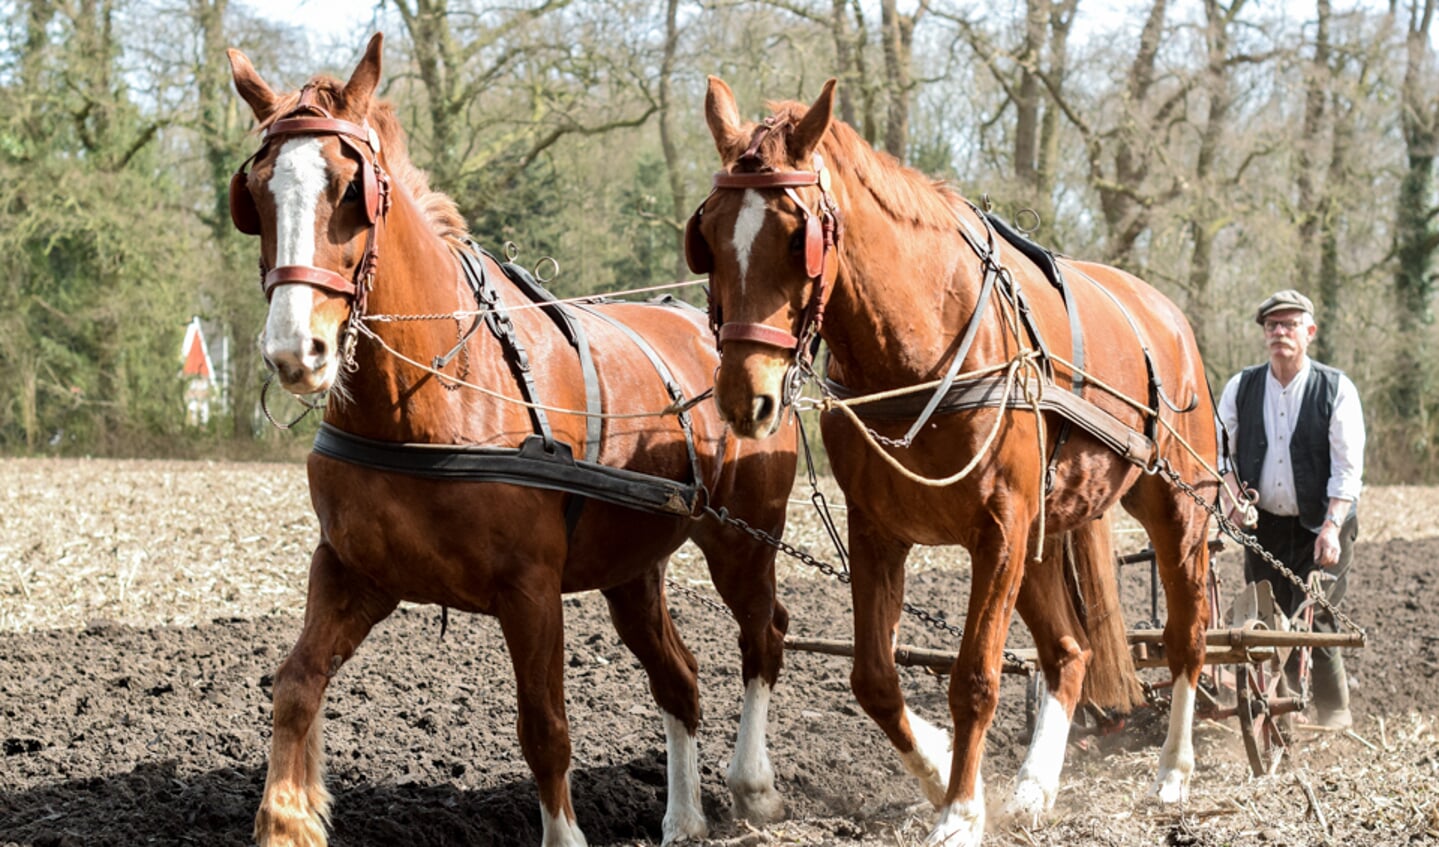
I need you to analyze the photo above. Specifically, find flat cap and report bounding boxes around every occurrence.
[1255,289,1314,324]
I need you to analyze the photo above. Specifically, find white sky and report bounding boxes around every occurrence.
[237,0,385,57]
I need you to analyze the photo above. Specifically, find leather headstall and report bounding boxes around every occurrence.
[229,85,392,308]
[685,148,842,362]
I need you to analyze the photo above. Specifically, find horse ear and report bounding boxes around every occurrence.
[791,78,837,163]
[342,33,385,118]
[227,48,279,123]
[705,76,747,160]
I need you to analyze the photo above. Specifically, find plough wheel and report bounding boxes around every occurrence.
[1235,652,1291,777]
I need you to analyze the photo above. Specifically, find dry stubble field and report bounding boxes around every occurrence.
[2,457,1437,846]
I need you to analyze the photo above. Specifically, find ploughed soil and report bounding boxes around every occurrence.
[2,458,1436,846]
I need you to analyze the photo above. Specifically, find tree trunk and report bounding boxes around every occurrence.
[1098,0,1167,269]
[1184,0,1241,357]
[1014,0,1047,194]
[658,0,686,281]
[1392,0,1438,434]
[1035,0,1077,240]
[831,0,858,126]
[879,0,915,159]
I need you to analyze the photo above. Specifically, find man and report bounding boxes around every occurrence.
[1217,289,1365,730]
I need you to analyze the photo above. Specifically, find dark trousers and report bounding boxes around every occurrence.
[1243,510,1357,713]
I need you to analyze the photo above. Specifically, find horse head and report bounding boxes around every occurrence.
[692,76,840,438]
[228,34,389,397]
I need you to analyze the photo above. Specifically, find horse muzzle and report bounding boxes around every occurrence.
[714,343,791,439]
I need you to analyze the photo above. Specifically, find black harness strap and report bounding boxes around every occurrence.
[457,249,555,449]
[312,423,698,516]
[824,375,1155,467]
[488,247,604,463]
[984,212,1086,394]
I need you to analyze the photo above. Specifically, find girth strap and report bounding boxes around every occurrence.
[312,423,698,516]
[575,304,704,490]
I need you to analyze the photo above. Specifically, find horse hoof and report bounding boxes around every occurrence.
[730,784,784,825]
[660,809,708,845]
[1002,777,1054,825]
[923,799,985,847]
[1150,770,1190,805]
[254,799,328,847]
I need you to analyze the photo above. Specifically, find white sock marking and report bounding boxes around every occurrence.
[1008,687,1069,821]
[1154,674,1196,804]
[728,678,781,822]
[662,711,707,843]
[539,798,589,847]
[898,706,952,808]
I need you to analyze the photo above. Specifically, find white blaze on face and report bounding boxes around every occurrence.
[263,137,329,365]
[730,189,768,293]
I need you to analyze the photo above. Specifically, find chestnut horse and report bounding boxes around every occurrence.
[227,37,798,847]
[689,77,1217,845]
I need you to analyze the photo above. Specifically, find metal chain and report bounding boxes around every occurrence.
[665,576,733,618]
[698,502,1030,673]
[259,372,323,430]
[1149,457,1366,639]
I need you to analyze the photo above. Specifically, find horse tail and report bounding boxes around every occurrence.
[1067,512,1143,711]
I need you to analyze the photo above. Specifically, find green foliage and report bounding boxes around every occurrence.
[0,0,1437,479]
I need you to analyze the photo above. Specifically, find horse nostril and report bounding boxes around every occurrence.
[753,394,776,424]
[309,337,328,361]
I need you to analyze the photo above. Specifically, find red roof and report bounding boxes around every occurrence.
[181,320,213,378]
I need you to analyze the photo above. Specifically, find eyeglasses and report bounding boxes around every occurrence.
[1263,318,1304,334]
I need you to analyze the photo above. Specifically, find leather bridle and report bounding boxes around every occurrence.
[229,84,392,313]
[685,122,842,375]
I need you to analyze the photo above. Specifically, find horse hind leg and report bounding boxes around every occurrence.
[843,522,952,809]
[601,572,708,844]
[694,526,789,825]
[255,544,397,847]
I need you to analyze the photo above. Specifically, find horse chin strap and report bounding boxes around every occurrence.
[233,85,393,365]
[700,150,843,407]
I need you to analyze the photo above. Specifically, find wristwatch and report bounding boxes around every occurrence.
[1322,516,1342,530]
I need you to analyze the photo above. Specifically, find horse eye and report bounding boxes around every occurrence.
[342,179,362,204]
[788,229,805,255]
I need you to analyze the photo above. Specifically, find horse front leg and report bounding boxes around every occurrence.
[497,578,586,847]
[1004,536,1089,826]
[846,519,950,807]
[601,571,708,844]
[695,522,789,825]
[1128,476,1213,805]
[927,524,1029,847]
[255,544,397,847]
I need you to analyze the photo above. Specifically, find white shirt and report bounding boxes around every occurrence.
[1217,359,1365,515]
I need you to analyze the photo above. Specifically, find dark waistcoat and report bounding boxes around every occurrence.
[1234,361,1341,532]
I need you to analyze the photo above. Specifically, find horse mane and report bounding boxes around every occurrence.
[260,76,469,247]
[759,100,964,233]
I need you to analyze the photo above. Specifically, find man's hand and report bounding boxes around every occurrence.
[1315,523,1342,568]
[1221,473,1258,529]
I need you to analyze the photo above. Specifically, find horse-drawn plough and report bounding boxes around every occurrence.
[778,536,1366,779]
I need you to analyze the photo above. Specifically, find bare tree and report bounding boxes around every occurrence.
[1390,0,1439,456]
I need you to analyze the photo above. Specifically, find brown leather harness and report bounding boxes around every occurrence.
[685,119,843,371]
[229,84,392,310]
